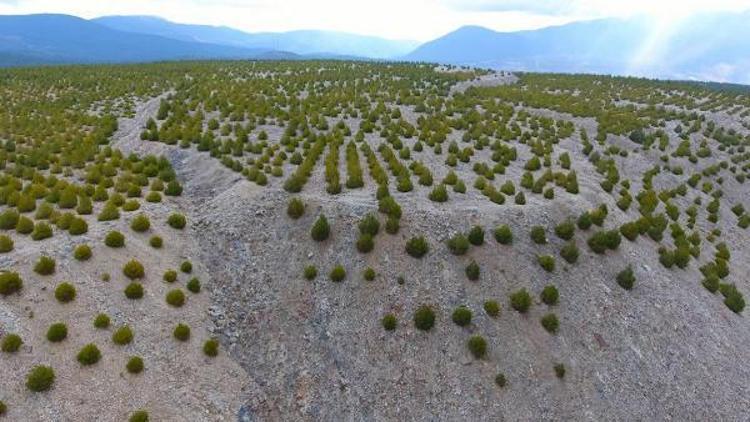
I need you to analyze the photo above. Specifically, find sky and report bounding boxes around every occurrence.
[0,0,749,41]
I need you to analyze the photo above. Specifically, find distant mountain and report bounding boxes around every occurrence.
[0,14,288,66]
[93,15,419,58]
[405,12,750,84]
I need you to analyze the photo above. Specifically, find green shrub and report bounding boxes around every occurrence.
[173,323,191,341]
[124,282,144,299]
[465,260,480,280]
[559,241,579,264]
[356,233,374,253]
[1,333,22,353]
[495,373,507,387]
[468,226,485,246]
[405,236,430,258]
[112,326,134,345]
[72,244,92,261]
[126,356,144,374]
[162,269,178,283]
[363,267,376,281]
[93,313,110,329]
[446,233,470,255]
[385,215,400,234]
[31,222,53,240]
[287,198,305,219]
[554,221,575,240]
[146,191,162,203]
[577,212,592,230]
[123,259,145,279]
[77,343,102,366]
[26,365,55,392]
[303,265,317,280]
[413,305,436,331]
[494,225,513,244]
[167,213,186,229]
[554,363,566,379]
[329,265,346,282]
[129,410,149,422]
[587,230,621,254]
[166,289,186,307]
[0,209,20,229]
[311,215,330,241]
[0,235,14,253]
[180,260,192,273]
[97,205,120,221]
[467,335,487,359]
[130,214,151,232]
[616,266,635,290]
[702,275,720,293]
[428,184,448,202]
[530,226,547,244]
[15,216,34,234]
[105,231,125,247]
[483,300,500,317]
[149,235,163,248]
[510,289,532,313]
[203,339,219,357]
[358,214,380,236]
[54,282,76,303]
[452,306,472,326]
[540,285,559,305]
[187,277,201,293]
[0,272,22,296]
[34,255,56,275]
[68,217,88,235]
[620,222,640,241]
[382,314,397,331]
[46,323,68,342]
[0,400,6,415]
[122,199,141,212]
[541,313,559,333]
[537,254,556,272]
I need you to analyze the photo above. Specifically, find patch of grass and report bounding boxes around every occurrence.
[413,305,436,331]
[167,213,186,229]
[112,326,134,345]
[554,363,566,379]
[587,230,621,254]
[303,265,317,280]
[363,267,376,281]
[129,410,149,422]
[405,236,430,258]
[554,220,576,240]
[26,365,55,392]
[329,265,346,282]
[173,323,191,341]
[468,225,485,246]
[540,285,559,305]
[165,289,186,307]
[54,282,76,303]
[311,215,330,241]
[530,226,547,244]
[126,356,144,374]
[540,313,559,333]
[467,335,487,359]
[483,300,500,317]
[203,339,219,357]
[0,272,23,296]
[31,222,53,240]
[510,289,532,313]
[124,282,144,300]
[358,214,380,236]
[446,233,470,255]
[73,244,92,261]
[494,225,513,245]
[356,233,374,253]
[123,259,145,280]
[93,313,110,329]
[559,241,579,264]
[616,266,636,290]
[104,230,125,247]
[537,255,555,272]
[130,214,151,232]
[46,323,68,342]
[76,343,102,365]
[382,314,397,331]
[452,306,472,326]
[34,255,56,275]
[1,333,22,353]
[287,198,305,219]
[0,235,13,253]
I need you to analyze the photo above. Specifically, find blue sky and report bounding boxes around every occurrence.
[1,0,748,40]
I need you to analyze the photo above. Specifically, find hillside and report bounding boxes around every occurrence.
[0,61,749,420]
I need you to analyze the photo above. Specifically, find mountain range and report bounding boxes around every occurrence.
[1,12,749,83]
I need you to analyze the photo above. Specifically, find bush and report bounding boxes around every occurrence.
[31,222,53,241]
[405,236,430,258]
[363,267,376,281]
[105,231,125,247]
[54,282,76,303]
[0,400,5,415]
[73,244,92,261]
[467,335,487,359]
[541,313,559,333]
[510,289,532,313]
[0,272,23,296]
[15,216,34,234]
[167,213,186,229]
[358,214,380,236]
[287,198,305,219]
[46,323,68,342]
[173,323,191,341]
[616,266,635,290]
[123,259,145,279]
[34,255,56,275]
[163,269,177,283]
[382,314,397,331]
[0,209,20,230]
[537,255,555,272]
[303,265,317,280]
[203,339,219,357]
[310,215,330,241]
[187,277,201,293]
[1,333,22,353]
[130,214,151,232]
[112,326,134,345]
[329,265,346,282]
[494,225,513,244]
[559,241,579,264]
[428,184,449,202]
[587,230,621,254]
[77,343,102,366]
[356,233,374,253]
[577,212,592,230]
[129,410,149,422]
[124,282,144,299]
[0,235,13,253]
[180,260,192,273]
[554,363,566,379]
[483,300,500,317]
[98,205,120,221]
[413,305,436,331]
[465,260,480,280]
[554,221,575,240]
[468,226,485,246]
[446,233,470,255]
[620,222,640,241]
[495,373,507,388]
[93,313,110,329]
[530,226,547,244]
[385,215,400,234]
[452,306,472,326]
[126,356,144,374]
[26,365,55,392]
[166,289,186,307]
[68,217,88,235]
[149,235,163,248]
[540,285,559,305]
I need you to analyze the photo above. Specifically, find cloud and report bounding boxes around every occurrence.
[441,0,571,15]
